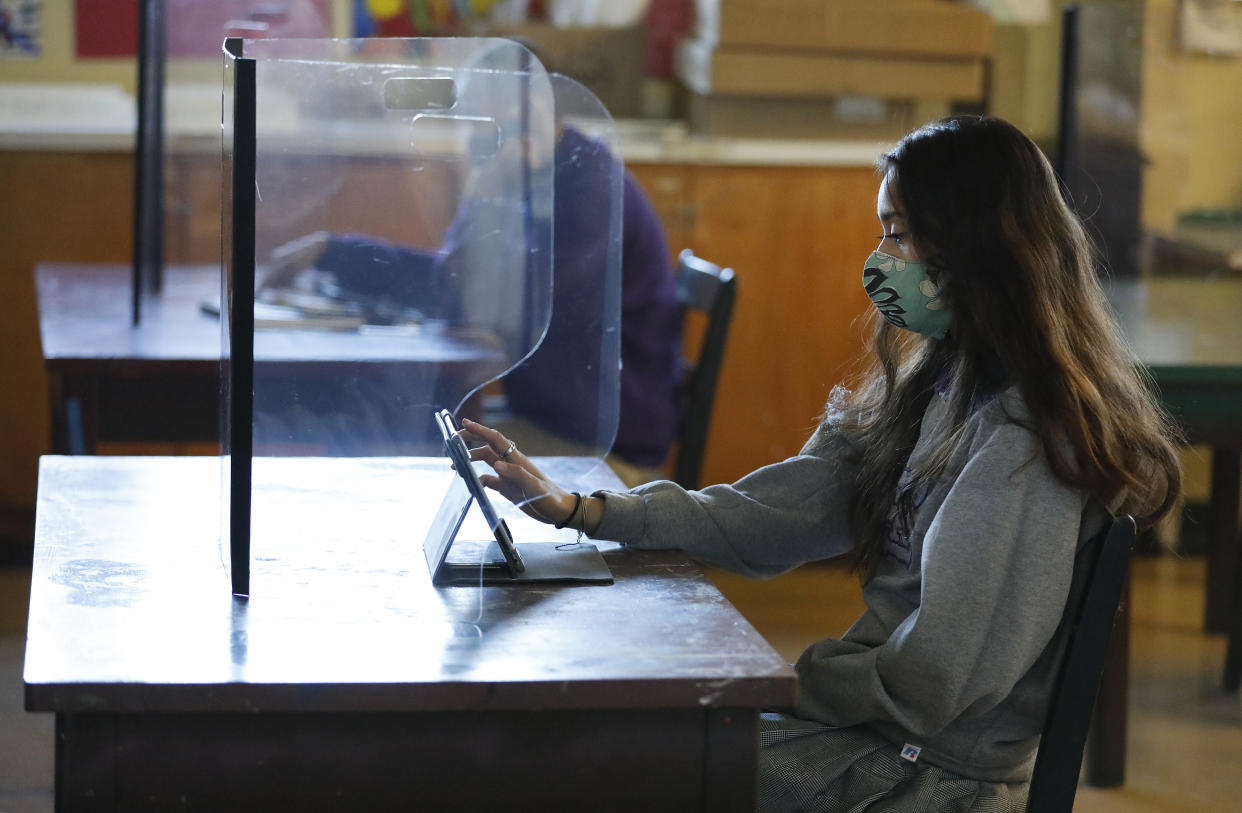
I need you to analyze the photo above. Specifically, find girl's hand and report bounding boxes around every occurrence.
[458,419,578,527]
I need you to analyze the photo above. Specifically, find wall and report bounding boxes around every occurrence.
[988,19,1063,148]
[1142,0,1242,231]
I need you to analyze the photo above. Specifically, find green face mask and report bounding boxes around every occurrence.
[862,251,952,339]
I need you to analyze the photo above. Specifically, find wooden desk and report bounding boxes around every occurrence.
[24,455,795,812]
[1084,276,1242,787]
[36,263,507,455]
[1109,277,1242,632]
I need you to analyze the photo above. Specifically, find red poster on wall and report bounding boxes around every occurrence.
[75,0,139,58]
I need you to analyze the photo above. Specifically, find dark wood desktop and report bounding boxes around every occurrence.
[25,455,796,812]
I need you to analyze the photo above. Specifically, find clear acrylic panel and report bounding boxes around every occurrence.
[223,40,625,587]
[237,37,557,460]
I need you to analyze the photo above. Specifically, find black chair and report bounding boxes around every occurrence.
[671,249,737,491]
[1026,515,1135,813]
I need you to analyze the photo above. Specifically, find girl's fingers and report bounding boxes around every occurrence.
[460,420,550,482]
[459,418,504,447]
[461,420,519,458]
[467,443,499,464]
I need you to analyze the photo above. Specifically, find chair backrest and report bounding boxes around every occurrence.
[672,249,737,490]
[1025,515,1135,813]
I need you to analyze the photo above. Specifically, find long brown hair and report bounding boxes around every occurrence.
[826,116,1182,576]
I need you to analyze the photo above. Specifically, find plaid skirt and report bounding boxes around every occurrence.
[758,714,1028,813]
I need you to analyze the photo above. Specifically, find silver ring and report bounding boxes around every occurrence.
[501,440,516,459]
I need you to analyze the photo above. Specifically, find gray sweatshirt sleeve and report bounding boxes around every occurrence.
[590,430,857,579]
[794,417,1087,737]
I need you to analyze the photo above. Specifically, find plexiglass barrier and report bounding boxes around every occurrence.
[222,39,622,591]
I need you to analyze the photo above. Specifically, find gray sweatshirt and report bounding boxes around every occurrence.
[591,386,1109,783]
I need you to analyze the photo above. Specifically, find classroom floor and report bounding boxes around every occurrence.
[0,567,51,813]
[1,554,1239,812]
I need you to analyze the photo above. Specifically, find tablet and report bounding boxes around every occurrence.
[435,409,524,573]
[427,409,612,586]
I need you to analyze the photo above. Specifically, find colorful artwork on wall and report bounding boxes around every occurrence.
[353,0,529,37]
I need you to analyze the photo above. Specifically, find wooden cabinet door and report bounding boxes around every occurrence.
[0,151,140,533]
[628,163,695,265]
[680,164,882,485]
